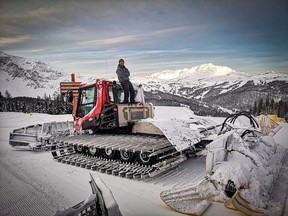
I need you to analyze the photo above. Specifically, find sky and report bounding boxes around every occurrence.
[0,0,288,77]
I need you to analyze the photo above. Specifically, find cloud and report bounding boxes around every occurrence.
[76,26,192,49]
[0,4,65,19]
[6,48,48,55]
[1,0,286,76]
[78,34,149,47]
[0,36,33,46]
[0,2,74,35]
[22,6,64,18]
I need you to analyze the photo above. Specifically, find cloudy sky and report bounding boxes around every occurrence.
[1,0,287,77]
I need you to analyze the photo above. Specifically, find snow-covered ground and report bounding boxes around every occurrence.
[0,109,287,216]
[0,111,206,216]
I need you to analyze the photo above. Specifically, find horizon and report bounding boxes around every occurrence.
[1,50,287,79]
[0,0,287,77]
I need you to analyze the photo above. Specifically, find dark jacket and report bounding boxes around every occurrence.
[116,65,130,82]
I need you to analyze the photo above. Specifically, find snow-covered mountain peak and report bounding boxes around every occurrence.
[262,70,276,75]
[0,51,70,97]
[149,63,237,80]
[1,51,62,74]
[193,63,236,76]
[0,51,10,57]
[148,69,191,80]
[0,51,98,97]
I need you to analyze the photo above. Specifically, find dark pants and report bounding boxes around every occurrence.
[120,80,135,103]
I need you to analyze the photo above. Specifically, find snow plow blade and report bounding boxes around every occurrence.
[160,178,212,215]
[9,121,74,149]
[224,190,263,216]
[54,173,122,216]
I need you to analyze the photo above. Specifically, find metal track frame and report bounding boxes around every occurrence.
[51,134,186,179]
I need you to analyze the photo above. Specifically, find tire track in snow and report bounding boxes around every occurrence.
[0,162,57,216]
[146,156,207,189]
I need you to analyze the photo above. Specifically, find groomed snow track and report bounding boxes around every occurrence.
[51,134,186,179]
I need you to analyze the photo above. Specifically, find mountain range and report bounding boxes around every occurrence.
[139,63,288,115]
[1,51,287,116]
[0,51,94,98]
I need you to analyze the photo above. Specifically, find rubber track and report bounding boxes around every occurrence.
[52,134,186,179]
[53,152,185,179]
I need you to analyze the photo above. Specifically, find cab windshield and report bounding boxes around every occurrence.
[76,86,96,118]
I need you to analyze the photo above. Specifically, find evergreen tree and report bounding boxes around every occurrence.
[283,99,288,118]
[20,101,26,113]
[257,98,263,115]
[5,90,12,99]
[278,100,284,117]
[0,93,73,114]
[11,101,16,112]
[43,93,48,100]
[270,98,275,113]
[265,95,270,113]
[252,101,257,115]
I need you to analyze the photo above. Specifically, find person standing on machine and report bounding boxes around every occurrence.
[116,59,135,104]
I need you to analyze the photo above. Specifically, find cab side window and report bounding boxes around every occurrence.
[108,86,124,103]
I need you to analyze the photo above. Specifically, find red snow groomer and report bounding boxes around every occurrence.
[10,76,218,179]
[54,78,180,168]
[50,78,218,178]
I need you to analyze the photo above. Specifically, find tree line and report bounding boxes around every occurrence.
[1,89,287,121]
[250,95,288,120]
[0,90,72,115]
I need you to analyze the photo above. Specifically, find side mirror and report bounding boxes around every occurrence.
[67,90,73,103]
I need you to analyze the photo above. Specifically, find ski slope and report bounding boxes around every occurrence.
[0,108,287,216]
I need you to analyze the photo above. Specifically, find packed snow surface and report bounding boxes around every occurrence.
[0,108,210,216]
[0,107,287,216]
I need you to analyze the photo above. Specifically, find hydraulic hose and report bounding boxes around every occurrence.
[219,111,259,134]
